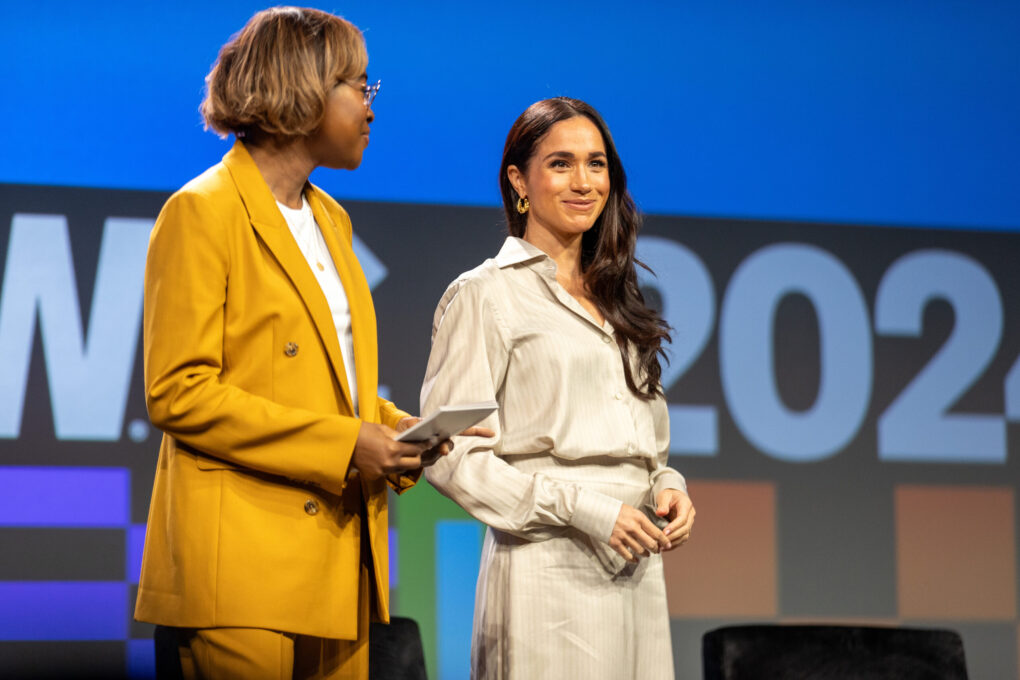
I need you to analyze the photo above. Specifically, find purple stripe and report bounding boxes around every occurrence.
[0,466,129,527]
[127,523,147,584]
[389,527,398,588]
[0,581,128,640]
[127,638,155,679]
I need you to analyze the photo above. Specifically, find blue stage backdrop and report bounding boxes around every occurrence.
[1,2,1018,679]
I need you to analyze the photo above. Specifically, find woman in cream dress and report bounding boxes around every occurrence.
[421,98,696,679]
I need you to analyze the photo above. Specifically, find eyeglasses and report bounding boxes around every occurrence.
[342,79,380,108]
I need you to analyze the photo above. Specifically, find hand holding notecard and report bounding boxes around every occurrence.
[396,400,498,443]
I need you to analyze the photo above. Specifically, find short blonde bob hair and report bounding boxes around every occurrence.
[201,6,367,139]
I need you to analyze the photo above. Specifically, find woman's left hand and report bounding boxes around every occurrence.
[655,489,695,550]
[395,417,420,433]
[395,417,495,467]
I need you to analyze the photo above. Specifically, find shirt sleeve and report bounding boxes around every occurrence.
[648,396,689,502]
[421,276,622,543]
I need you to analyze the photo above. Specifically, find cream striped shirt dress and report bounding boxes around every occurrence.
[422,237,687,679]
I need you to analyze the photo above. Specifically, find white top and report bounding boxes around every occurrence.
[422,236,686,544]
[277,197,358,416]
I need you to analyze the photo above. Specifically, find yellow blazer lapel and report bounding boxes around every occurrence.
[307,189,379,422]
[222,142,356,415]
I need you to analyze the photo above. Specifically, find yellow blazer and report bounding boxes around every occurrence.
[134,141,413,640]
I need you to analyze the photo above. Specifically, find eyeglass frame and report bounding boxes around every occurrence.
[341,79,380,108]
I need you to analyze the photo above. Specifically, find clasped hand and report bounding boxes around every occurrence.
[609,489,695,562]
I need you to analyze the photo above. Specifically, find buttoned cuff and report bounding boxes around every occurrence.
[651,470,688,503]
[569,487,623,543]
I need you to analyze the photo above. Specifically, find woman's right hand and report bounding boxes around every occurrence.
[350,422,429,481]
[609,503,671,563]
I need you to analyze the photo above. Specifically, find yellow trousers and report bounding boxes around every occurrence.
[178,565,370,680]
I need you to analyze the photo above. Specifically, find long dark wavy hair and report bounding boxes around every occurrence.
[499,97,671,399]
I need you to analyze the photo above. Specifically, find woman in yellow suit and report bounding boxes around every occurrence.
[134,7,464,679]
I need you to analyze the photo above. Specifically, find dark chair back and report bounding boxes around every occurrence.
[153,625,184,680]
[702,624,968,680]
[369,616,428,680]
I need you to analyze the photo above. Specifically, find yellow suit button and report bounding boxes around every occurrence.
[284,342,299,357]
[304,499,319,515]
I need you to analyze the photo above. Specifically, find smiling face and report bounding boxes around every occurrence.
[507,115,610,244]
[304,75,375,170]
